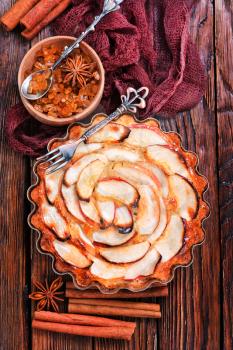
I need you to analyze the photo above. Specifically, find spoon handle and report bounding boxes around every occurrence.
[52,0,124,71]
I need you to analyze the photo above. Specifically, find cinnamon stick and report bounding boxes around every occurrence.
[20,0,63,30]
[32,320,135,340]
[21,0,71,40]
[0,0,39,31]
[34,311,136,329]
[65,286,168,299]
[68,303,161,319]
[69,298,161,312]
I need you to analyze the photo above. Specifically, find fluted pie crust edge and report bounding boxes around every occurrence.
[28,114,209,293]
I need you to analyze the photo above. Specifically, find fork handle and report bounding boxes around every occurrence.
[81,87,149,141]
[81,109,124,141]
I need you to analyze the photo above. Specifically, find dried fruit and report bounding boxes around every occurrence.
[27,45,100,119]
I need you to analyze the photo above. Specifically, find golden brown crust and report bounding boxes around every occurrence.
[28,114,209,292]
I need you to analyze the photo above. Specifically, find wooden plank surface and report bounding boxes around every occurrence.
[215,0,233,349]
[157,1,221,349]
[29,28,94,350]
[0,0,232,349]
[0,1,31,349]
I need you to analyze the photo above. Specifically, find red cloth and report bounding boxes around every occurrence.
[5,0,206,157]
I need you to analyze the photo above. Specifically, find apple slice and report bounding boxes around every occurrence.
[96,200,115,227]
[86,123,130,143]
[168,175,198,221]
[42,201,68,239]
[45,169,64,203]
[136,185,160,235]
[154,214,184,262]
[69,222,94,249]
[140,163,169,197]
[146,145,189,178]
[113,163,160,193]
[90,258,126,279]
[76,160,106,200]
[93,226,135,246]
[125,126,167,147]
[79,199,100,224]
[54,240,91,268]
[124,247,160,279]
[61,185,85,222]
[73,142,103,159]
[102,146,143,163]
[99,241,150,263]
[114,206,133,229]
[64,153,107,186]
[95,179,138,206]
[149,197,167,243]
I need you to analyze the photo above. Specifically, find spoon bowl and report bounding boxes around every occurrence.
[18,36,105,126]
[21,69,53,100]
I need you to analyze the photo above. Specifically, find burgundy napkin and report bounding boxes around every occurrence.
[5,0,206,157]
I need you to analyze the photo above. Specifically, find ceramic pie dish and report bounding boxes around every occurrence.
[28,113,209,293]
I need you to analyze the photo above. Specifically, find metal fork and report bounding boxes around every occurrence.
[37,87,149,174]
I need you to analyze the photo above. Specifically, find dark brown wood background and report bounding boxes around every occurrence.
[0,0,232,349]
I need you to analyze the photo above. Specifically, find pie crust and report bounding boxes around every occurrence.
[28,114,209,292]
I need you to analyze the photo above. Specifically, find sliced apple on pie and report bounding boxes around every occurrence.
[45,169,64,204]
[125,125,168,147]
[93,226,135,246]
[146,145,189,177]
[64,153,107,186]
[113,163,161,193]
[136,185,160,235]
[90,258,126,280]
[168,174,198,221]
[76,159,106,200]
[124,247,160,280]
[102,145,143,162]
[96,200,115,227]
[79,199,100,225]
[54,240,91,268]
[155,214,184,262]
[61,184,85,222]
[99,241,150,264]
[30,114,209,291]
[41,201,69,240]
[86,123,130,143]
[114,206,133,230]
[73,142,103,160]
[95,179,139,206]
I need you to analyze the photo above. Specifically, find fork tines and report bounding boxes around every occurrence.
[36,148,67,174]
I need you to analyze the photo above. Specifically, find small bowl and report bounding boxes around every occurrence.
[18,36,105,126]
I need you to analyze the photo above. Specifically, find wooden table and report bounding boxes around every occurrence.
[0,1,232,349]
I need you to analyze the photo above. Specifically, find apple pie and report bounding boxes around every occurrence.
[29,114,209,292]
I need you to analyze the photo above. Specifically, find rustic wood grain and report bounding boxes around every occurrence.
[215,0,233,349]
[157,1,221,349]
[29,29,94,350]
[0,2,31,349]
[0,0,231,349]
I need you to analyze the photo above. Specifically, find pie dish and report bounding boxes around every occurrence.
[28,114,209,292]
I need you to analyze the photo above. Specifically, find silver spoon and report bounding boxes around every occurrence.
[21,0,124,100]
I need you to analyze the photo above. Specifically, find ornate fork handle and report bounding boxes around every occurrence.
[81,87,149,141]
[37,86,149,174]
[52,0,124,70]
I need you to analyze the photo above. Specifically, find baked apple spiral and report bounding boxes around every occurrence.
[29,114,209,291]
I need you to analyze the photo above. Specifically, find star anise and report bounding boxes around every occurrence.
[62,55,94,87]
[29,277,64,312]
